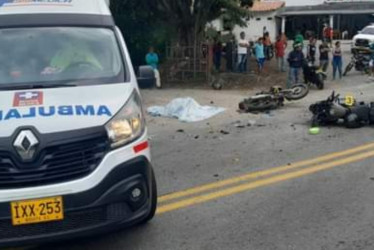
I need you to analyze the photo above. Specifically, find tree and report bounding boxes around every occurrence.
[110,0,253,66]
[110,0,171,67]
[146,0,253,45]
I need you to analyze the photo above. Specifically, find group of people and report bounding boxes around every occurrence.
[286,38,343,87]
[212,30,346,88]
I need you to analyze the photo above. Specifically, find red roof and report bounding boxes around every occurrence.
[250,1,285,12]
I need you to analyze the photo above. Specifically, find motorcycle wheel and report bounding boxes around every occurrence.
[284,84,309,101]
[239,98,279,112]
[316,74,324,90]
[343,63,354,76]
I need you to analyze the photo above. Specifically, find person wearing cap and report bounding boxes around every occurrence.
[287,43,304,88]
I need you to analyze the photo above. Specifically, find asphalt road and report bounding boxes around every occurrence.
[31,47,374,250]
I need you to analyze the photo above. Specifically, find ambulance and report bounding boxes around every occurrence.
[0,0,157,247]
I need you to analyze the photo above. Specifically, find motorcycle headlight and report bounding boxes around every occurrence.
[105,91,145,148]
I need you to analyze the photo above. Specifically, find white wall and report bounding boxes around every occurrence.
[233,12,278,42]
[284,0,323,6]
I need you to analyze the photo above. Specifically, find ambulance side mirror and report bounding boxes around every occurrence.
[137,66,156,89]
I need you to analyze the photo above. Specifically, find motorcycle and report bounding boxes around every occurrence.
[303,60,326,90]
[309,91,374,128]
[239,84,309,112]
[343,47,372,76]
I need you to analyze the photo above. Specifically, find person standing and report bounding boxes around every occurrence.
[255,38,266,75]
[275,35,286,72]
[319,41,330,72]
[332,41,343,80]
[368,42,374,80]
[323,24,333,46]
[225,36,235,72]
[263,32,272,60]
[237,32,249,73]
[307,37,317,65]
[145,46,161,88]
[287,43,304,88]
[213,39,223,71]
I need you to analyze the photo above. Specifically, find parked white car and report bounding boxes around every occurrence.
[352,25,374,48]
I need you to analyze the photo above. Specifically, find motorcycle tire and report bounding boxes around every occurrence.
[343,63,354,76]
[239,98,279,112]
[316,74,324,90]
[284,84,309,101]
[345,113,364,129]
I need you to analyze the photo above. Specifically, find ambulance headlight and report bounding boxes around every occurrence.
[105,91,145,148]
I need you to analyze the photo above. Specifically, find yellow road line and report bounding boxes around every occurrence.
[157,149,374,214]
[159,142,374,203]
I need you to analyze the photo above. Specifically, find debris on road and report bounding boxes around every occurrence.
[176,129,185,133]
[309,127,321,135]
[147,97,225,122]
[220,130,230,135]
[247,120,257,127]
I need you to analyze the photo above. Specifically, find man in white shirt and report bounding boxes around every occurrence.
[237,32,249,73]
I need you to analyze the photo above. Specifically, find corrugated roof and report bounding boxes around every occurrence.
[283,2,374,15]
[251,1,285,12]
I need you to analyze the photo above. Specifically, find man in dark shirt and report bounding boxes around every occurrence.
[307,37,317,65]
[319,41,330,72]
[287,43,304,88]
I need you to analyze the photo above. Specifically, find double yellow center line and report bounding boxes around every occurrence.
[156,142,374,214]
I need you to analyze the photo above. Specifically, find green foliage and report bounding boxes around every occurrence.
[110,0,254,66]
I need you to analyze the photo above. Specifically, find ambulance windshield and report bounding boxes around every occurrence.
[0,27,124,88]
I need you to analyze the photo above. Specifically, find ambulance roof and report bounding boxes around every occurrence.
[0,0,111,16]
[0,0,114,28]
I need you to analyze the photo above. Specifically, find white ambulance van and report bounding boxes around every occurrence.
[0,0,157,247]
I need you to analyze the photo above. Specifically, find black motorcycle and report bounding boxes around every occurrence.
[303,60,326,90]
[343,47,372,76]
[239,85,309,112]
[309,92,374,128]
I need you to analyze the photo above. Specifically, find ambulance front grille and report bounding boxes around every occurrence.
[0,136,109,188]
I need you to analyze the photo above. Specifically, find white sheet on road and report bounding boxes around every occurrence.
[147,97,225,122]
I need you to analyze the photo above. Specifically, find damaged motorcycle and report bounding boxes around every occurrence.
[309,91,374,128]
[239,85,309,112]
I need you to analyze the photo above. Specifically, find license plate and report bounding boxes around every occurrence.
[11,196,64,226]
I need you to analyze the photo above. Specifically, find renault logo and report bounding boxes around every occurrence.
[13,130,39,161]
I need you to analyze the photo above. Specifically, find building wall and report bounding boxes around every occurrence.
[233,12,278,42]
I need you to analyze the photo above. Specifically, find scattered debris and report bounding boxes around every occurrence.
[235,124,246,128]
[220,130,230,135]
[176,129,185,133]
[247,120,257,127]
[233,158,240,163]
[309,127,320,135]
[194,135,200,139]
[256,124,266,127]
